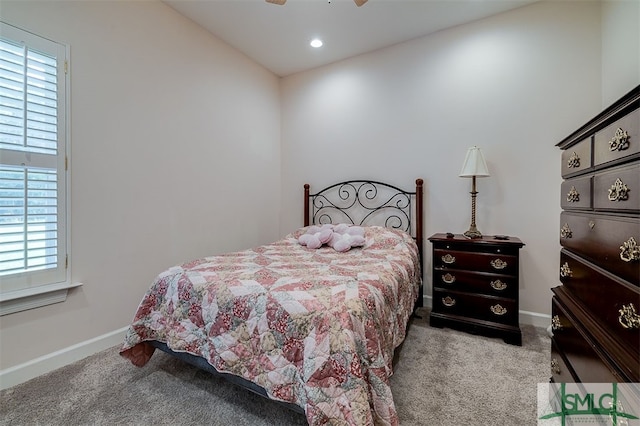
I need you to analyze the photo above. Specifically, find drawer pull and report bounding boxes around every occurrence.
[618,303,640,330]
[490,280,507,291]
[560,223,572,239]
[567,151,580,168]
[608,178,629,202]
[441,254,456,264]
[490,304,507,316]
[442,296,456,307]
[490,258,507,270]
[551,315,563,331]
[566,186,580,203]
[560,262,573,278]
[609,127,630,152]
[588,220,595,229]
[619,237,639,262]
[551,359,561,375]
[442,273,456,284]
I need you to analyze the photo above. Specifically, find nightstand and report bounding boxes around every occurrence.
[428,233,525,345]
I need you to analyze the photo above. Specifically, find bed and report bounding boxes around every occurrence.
[120,179,424,426]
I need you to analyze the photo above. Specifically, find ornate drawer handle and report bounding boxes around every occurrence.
[618,303,640,330]
[441,254,456,264]
[551,359,561,375]
[551,315,563,332]
[442,296,456,307]
[560,223,572,239]
[560,262,573,278]
[619,237,639,262]
[609,127,630,152]
[567,151,580,168]
[490,280,507,291]
[567,186,580,203]
[490,258,507,270]
[608,178,630,202]
[442,273,456,284]
[490,304,507,316]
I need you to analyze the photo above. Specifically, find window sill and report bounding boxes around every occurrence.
[0,282,83,316]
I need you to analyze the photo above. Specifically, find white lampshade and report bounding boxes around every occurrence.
[459,146,490,178]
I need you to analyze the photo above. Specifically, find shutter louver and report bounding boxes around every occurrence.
[0,23,65,289]
[0,165,57,275]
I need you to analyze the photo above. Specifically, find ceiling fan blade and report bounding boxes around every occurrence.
[266,0,286,4]
[353,0,368,6]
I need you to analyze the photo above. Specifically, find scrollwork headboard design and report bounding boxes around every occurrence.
[304,179,424,273]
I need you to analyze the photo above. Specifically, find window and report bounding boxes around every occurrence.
[0,21,71,312]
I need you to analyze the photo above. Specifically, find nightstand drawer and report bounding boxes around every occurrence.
[433,249,518,275]
[433,290,518,326]
[429,233,524,345]
[433,269,518,298]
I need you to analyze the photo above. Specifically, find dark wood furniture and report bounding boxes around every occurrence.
[428,233,525,345]
[552,85,639,383]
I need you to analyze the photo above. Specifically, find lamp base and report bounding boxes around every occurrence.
[463,226,483,239]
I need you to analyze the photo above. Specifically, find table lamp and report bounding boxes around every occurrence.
[459,146,490,238]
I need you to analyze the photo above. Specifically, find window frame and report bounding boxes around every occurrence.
[0,21,77,315]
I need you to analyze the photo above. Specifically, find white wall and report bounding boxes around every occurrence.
[0,0,281,370]
[279,1,604,316]
[601,0,640,106]
[2,0,638,382]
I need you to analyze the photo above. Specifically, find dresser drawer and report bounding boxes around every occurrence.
[551,298,619,383]
[433,289,518,326]
[559,212,640,285]
[559,249,640,359]
[561,176,592,210]
[593,162,640,212]
[561,137,592,178]
[432,269,518,298]
[594,108,640,167]
[550,339,577,383]
[433,249,518,275]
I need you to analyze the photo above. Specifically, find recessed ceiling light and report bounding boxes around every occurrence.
[310,39,323,48]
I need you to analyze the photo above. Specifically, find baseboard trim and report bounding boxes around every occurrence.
[0,326,128,391]
[422,296,551,328]
[519,309,552,329]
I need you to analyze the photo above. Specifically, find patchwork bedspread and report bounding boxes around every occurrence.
[120,226,421,426]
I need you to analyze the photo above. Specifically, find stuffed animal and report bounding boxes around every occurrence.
[327,224,366,252]
[298,224,334,249]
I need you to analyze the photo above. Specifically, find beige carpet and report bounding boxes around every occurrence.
[0,308,550,425]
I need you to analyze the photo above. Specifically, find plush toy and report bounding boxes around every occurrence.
[327,224,366,252]
[298,224,334,249]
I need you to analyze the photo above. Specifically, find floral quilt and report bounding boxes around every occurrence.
[120,226,421,426]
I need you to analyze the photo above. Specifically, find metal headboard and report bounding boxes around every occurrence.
[303,179,424,272]
[304,179,422,228]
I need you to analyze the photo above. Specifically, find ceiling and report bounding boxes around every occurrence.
[163,0,538,77]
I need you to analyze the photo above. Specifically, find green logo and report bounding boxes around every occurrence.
[538,383,639,425]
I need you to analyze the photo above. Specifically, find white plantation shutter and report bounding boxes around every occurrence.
[0,22,68,294]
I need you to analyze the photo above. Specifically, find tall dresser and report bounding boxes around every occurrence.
[552,85,639,383]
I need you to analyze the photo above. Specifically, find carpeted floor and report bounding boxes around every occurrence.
[0,308,550,425]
